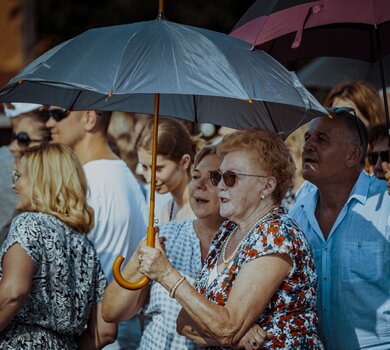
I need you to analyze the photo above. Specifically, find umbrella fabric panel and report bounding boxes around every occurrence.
[297,56,390,89]
[232,0,320,47]
[0,80,323,138]
[256,24,390,63]
[4,20,322,102]
[232,0,390,49]
[7,20,251,99]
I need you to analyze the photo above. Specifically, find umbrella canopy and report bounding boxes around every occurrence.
[297,56,390,90]
[230,0,390,63]
[0,19,325,139]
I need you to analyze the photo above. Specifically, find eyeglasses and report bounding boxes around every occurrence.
[48,108,70,121]
[327,106,363,146]
[368,150,390,165]
[209,170,267,187]
[12,132,42,147]
[11,170,21,184]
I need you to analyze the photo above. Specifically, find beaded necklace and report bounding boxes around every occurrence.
[221,207,279,264]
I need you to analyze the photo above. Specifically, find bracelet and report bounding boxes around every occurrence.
[169,276,186,298]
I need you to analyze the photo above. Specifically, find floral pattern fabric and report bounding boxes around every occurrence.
[195,208,324,349]
[0,212,107,350]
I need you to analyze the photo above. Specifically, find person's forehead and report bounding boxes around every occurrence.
[307,116,345,134]
[221,149,257,169]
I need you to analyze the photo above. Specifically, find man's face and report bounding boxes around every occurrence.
[45,108,85,149]
[369,136,390,180]
[302,117,354,186]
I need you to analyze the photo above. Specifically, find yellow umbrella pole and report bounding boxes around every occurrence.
[112,94,160,289]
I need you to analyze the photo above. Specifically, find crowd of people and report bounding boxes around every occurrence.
[0,79,389,350]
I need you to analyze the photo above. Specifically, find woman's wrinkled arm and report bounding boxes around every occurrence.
[0,243,35,331]
[140,238,291,348]
[78,303,117,349]
[102,242,150,323]
[177,308,273,349]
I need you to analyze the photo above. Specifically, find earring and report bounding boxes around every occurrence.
[261,194,265,199]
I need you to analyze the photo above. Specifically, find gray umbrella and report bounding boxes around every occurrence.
[297,56,390,90]
[0,13,326,290]
[0,19,325,138]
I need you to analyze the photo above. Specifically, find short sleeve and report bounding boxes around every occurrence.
[1,212,43,266]
[243,221,295,267]
[94,259,108,303]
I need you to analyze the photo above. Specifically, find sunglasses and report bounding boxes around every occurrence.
[12,132,42,147]
[368,150,390,165]
[11,170,21,185]
[209,170,267,187]
[327,106,363,146]
[48,108,71,121]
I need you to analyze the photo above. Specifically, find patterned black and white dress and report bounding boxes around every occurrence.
[0,212,107,350]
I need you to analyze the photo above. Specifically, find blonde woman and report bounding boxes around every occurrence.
[0,144,116,349]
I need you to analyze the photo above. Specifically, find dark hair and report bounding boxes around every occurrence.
[136,117,204,170]
[329,111,369,165]
[193,145,219,168]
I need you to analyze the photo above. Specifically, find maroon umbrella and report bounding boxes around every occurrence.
[230,0,390,139]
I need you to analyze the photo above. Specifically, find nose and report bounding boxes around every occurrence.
[142,167,152,183]
[303,137,314,153]
[45,116,56,128]
[195,176,208,190]
[217,176,226,191]
[8,139,19,157]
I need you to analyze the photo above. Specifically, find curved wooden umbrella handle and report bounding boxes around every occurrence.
[113,94,161,290]
[112,226,156,290]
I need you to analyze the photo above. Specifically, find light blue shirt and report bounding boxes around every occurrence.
[290,172,390,350]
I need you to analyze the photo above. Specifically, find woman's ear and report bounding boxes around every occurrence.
[262,176,277,197]
[180,154,192,170]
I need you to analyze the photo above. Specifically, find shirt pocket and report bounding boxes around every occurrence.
[342,242,386,282]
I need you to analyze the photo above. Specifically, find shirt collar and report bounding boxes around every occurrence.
[346,171,369,206]
[298,171,369,209]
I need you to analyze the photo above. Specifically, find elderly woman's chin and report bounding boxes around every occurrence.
[219,203,234,220]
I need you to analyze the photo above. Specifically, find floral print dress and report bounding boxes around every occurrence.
[195,208,324,349]
[0,212,107,350]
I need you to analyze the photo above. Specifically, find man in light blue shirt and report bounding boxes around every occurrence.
[290,110,390,350]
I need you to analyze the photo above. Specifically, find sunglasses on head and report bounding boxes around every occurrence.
[48,108,70,121]
[368,150,390,165]
[209,170,267,187]
[327,106,364,146]
[12,132,42,147]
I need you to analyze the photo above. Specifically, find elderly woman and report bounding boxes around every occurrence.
[0,144,116,349]
[103,145,225,349]
[138,129,323,349]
